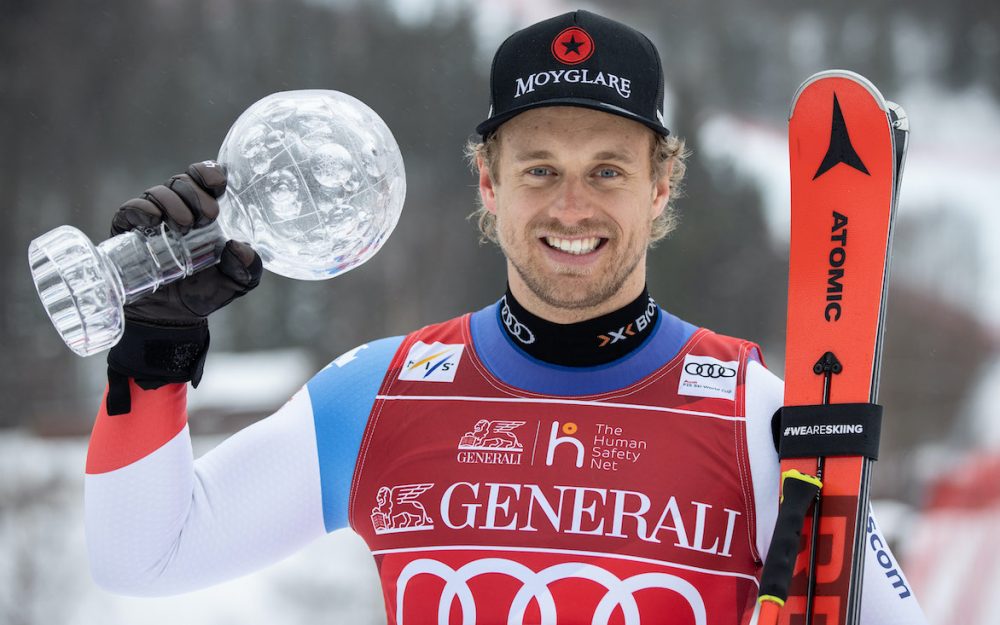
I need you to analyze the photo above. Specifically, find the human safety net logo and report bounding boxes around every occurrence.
[398,341,465,382]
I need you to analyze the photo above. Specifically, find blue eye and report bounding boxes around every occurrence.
[528,167,550,176]
[597,168,620,178]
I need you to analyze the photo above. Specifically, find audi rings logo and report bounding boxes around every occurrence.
[684,362,736,379]
[500,296,536,345]
[678,354,739,400]
[395,557,707,625]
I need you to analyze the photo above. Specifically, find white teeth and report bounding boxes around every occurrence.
[545,236,601,255]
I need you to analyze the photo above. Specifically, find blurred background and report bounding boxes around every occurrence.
[2,0,997,623]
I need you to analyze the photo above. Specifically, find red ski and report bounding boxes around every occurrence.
[757,71,909,625]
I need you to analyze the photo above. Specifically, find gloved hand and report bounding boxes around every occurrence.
[106,161,262,414]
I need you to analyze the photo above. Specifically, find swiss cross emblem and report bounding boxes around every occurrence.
[551,27,594,65]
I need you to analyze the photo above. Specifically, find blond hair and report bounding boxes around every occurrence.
[466,129,689,246]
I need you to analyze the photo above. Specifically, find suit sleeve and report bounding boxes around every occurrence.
[744,360,927,624]
[84,336,401,596]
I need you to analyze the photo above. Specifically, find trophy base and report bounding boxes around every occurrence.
[28,225,125,357]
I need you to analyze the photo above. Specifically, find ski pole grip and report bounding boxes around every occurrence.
[758,470,823,610]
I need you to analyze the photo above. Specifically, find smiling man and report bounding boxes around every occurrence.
[480,106,671,321]
[83,9,926,625]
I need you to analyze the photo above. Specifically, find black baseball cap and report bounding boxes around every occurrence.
[476,10,669,138]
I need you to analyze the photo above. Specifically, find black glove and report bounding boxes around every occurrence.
[106,161,263,415]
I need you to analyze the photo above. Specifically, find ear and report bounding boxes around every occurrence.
[478,154,498,215]
[651,158,674,220]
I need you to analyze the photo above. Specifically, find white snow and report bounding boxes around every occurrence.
[186,349,314,413]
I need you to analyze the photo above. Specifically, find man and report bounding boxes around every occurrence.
[84,10,926,625]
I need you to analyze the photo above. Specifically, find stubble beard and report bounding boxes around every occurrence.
[500,217,649,311]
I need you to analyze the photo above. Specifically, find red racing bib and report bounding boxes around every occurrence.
[350,315,763,625]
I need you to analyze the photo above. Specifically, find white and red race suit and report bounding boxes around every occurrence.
[83,301,926,624]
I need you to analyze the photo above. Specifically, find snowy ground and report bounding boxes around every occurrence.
[0,432,386,625]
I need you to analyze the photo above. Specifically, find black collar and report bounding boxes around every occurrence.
[499,286,659,367]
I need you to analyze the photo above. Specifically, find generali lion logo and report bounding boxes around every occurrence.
[456,420,526,466]
[371,483,435,535]
[459,420,525,450]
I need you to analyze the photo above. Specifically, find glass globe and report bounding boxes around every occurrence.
[218,89,406,280]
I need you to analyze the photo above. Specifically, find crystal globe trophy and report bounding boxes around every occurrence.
[28,90,406,357]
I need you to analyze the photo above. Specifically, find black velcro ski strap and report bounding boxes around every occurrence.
[772,403,882,460]
[758,470,823,605]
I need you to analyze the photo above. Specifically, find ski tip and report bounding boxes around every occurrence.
[788,69,889,121]
[886,101,909,132]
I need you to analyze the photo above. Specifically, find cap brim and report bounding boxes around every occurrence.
[475,98,670,138]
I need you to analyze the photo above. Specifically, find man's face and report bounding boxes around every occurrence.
[479,106,671,314]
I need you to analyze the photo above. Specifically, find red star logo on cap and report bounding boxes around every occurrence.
[551,27,594,65]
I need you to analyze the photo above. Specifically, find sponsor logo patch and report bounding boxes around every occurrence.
[500,296,535,344]
[398,341,464,382]
[678,354,738,400]
[395,557,708,624]
[544,420,649,472]
[371,483,435,534]
[457,419,526,465]
[551,26,594,65]
[597,296,657,347]
[513,68,631,99]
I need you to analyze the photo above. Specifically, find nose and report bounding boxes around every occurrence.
[549,175,595,223]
